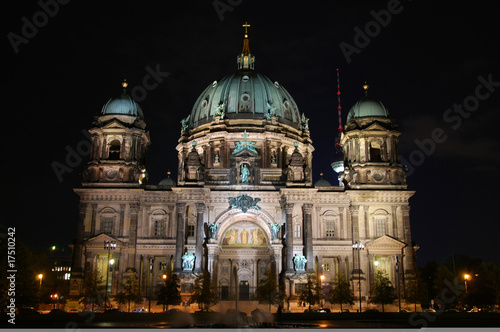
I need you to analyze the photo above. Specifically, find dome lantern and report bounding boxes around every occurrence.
[237,22,255,70]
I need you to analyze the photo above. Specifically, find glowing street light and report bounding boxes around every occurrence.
[464,274,470,294]
[352,241,365,313]
[50,293,58,309]
[38,274,43,292]
[104,240,116,311]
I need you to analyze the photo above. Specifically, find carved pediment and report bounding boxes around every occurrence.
[102,120,128,130]
[82,233,126,248]
[364,122,390,132]
[365,235,406,254]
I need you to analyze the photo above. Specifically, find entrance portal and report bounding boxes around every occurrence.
[239,281,249,300]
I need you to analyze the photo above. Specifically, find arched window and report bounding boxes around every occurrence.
[150,210,168,238]
[370,141,382,162]
[108,140,121,160]
[372,209,389,237]
[99,207,117,235]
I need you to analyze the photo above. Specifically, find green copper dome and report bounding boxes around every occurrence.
[102,82,144,119]
[188,70,301,129]
[346,96,389,123]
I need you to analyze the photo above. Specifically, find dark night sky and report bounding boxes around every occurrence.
[3,1,500,267]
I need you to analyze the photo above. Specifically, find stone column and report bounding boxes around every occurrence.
[401,205,415,273]
[72,203,87,277]
[127,203,139,270]
[174,203,186,272]
[350,205,360,243]
[303,203,314,272]
[194,203,206,273]
[119,204,125,237]
[91,203,97,236]
[285,203,294,273]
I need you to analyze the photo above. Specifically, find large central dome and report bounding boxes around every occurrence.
[189,69,301,129]
[175,24,313,189]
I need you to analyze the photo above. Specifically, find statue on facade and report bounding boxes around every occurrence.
[270,222,281,239]
[180,115,190,132]
[294,253,307,272]
[182,252,195,271]
[208,222,218,239]
[241,164,250,184]
[301,113,309,132]
[214,102,225,119]
[265,101,276,120]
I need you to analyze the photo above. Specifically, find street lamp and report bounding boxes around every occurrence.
[464,274,470,294]
[162,274,167,312]
[50,293,58,309]
[38,274,43,293]
[352,241,365,313]
[104,240,116,312]
[320,275,325,308]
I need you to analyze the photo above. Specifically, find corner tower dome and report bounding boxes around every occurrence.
[346,83,389,123]
[101,80,144,119]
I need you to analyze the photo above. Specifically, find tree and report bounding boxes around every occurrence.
[255,264,284,312]
[297,273,323,311]
[115,273,143,312]
[80,270,105,311]
[189,270,218,310]
[156,271,182,311]
[370,270,396,312]
[328,273,354,311]
[403,270,428,312]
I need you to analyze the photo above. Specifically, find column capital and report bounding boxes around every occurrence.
[284,203,294,214]
[129,202,140,213]
[195,203,207,213]
[79,203,87,213]
[176,202,186,214]
[349,204,360,214]
[302,203,313,214]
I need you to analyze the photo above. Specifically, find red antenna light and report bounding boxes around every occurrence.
[336,68,343,134]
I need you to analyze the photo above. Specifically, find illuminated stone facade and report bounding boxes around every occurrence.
[71,30,416,311]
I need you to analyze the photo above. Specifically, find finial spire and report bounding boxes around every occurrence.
[237,21,255,70]
[242,21,250,38]
[363,82,369,96]
[122,79,128,94]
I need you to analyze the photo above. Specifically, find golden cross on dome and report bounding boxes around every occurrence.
[242,22,250,38]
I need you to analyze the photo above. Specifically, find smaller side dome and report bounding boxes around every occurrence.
[314,173,332,187]
[346,96,389,123]
[159,171,175,186]
[101,80,144,119]
[314,178,332,187]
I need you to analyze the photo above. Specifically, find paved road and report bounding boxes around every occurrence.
[3,312,500,329]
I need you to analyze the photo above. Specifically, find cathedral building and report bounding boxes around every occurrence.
[71,26,416,311]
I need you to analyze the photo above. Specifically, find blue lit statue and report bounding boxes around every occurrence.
[241,164,250,184]
[270,222,281,239]
[294,253,307,272]
[182,252,195,271]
